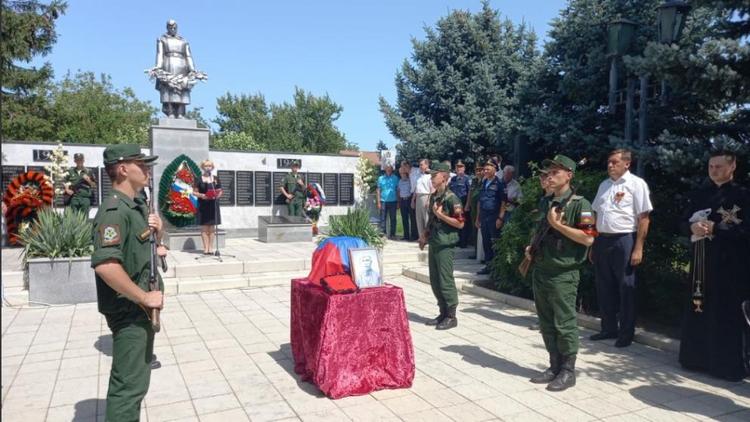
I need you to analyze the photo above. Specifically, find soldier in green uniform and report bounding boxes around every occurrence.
[280,161,306,217]
[64,153,97,216]
[526,155,596,392]
[91,144,165,421]
[419,162,465,330]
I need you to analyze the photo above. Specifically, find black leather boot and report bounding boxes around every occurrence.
[425,306,447,326]
[529,353,561,384]
[546,354,576,391]
[436,306,458,330]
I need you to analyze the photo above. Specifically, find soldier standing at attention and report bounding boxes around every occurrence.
[449,160,472,248]
[419,162,465,330]
[64,153,96,216]
[281,161,306,217]
[92,144,165,420]
[526,155,596,391]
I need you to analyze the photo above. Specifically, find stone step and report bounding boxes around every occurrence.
[2,271,24,289]
[401,259,489,287]
[171,258,309,278]
[3,289,29,307]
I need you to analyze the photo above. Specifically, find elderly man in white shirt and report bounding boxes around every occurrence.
[411,159,433,238]
[589,149,653,348]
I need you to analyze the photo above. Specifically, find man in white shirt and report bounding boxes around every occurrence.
[412,159,433,239]
[590,149,653,348]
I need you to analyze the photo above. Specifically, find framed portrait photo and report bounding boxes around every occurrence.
[349,248,383,288]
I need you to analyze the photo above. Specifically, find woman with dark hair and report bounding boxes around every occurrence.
[195,159,223,254]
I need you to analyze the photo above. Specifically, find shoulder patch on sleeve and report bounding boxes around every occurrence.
[100,224,121,247]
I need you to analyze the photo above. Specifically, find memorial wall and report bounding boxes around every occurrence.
[1,141,361,231]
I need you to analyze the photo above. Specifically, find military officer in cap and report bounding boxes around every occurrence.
[419,162,465,330]
[92,144,165,420]
[281,161,306,217]
[64,153,97,216]
[526,155,596,392]
[476,159,505,274]
[449,160,472,248]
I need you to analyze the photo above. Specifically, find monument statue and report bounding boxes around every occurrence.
[146,19,207,118]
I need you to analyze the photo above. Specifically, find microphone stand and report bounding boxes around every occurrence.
[196,172,235,262]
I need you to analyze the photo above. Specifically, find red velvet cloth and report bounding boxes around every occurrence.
[290,278,415,399]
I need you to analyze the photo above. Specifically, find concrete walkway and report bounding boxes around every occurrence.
[2,276,749,422]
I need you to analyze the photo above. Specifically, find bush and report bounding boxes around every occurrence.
[321,207,385,250]
[488,168,690,327]
[18,207,94,260]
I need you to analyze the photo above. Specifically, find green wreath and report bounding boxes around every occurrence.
[159,154,201,227]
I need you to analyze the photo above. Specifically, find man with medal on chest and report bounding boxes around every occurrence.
[680,150,750,382]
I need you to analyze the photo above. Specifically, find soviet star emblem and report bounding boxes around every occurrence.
[717,205,742,225]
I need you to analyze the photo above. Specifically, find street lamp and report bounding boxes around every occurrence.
[657,1,691,44]
[656,1,691,104]
[607,19,638,113]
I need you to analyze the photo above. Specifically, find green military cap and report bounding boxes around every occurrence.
[542,154,576,173]
[73,153,84,160]
[103,144,158,165]
[430,162,451,174]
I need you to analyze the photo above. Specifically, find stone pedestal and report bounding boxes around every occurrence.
[150,118,210,214]
[258,216,311,242]
[163,227,226,251]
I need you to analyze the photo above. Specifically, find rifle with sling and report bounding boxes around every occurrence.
[146,178,166,333]
[518,188,577,277]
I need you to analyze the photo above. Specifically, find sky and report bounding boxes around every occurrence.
[33,0,568,151]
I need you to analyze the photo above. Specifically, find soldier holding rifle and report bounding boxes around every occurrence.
[524,155,596,392]
[92,144,165,420]
[64,153,96,216]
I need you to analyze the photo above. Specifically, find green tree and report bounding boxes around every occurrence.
[213,88,352,153]
[375,140,388,151]
[49,71,156,144]
[211,131,263,151]
[1,0,67,140]
[379,1,540,164]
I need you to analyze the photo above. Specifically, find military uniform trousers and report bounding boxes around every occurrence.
[532,268,580,356]
[106,320,155,422]
[288,197,304,217]
[428,243,458,309]
[70,194,91,216]
[479,209,501,262]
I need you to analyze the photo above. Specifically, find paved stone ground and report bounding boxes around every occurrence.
[2,275,749,422]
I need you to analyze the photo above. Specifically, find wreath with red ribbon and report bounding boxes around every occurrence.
[159,155,201,227]
[2,171,54,245]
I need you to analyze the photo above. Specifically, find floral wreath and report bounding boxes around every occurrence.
[305,183,326,223]
[159,155,201,227]
[2,171,54,245]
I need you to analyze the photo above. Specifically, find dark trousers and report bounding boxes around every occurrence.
[409,203,419,240]
[399,197,412,239]
[457,197,471,247]
[480,210,501,263]
[593,233,637,339]
[379,201,397,237]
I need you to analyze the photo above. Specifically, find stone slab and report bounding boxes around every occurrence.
[257,216,311,243]
[27,257,97,304]
[164,228,226,251]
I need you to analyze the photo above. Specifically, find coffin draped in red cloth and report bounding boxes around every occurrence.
[290,278,415,399]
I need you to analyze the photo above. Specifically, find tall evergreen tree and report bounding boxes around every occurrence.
[1,0,67,140]
[379,1,539,164]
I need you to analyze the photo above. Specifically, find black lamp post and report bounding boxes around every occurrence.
[607,1,690,176]
[656,1,691,104]
[607,19,638,113]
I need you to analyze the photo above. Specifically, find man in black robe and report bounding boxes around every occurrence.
[680,150,750,382]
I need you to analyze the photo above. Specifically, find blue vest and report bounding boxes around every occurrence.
[479,178,505,212]
[449,174,471,199]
